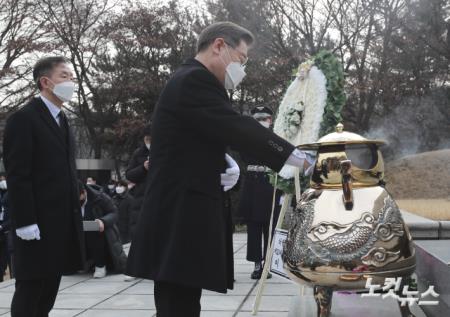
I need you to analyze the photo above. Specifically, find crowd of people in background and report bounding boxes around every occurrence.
[76,127,152,280]
[0,128,151,283]
[0,174,12,282]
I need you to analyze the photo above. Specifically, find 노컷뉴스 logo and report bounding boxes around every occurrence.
[362,277,439,307]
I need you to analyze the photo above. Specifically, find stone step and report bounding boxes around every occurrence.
[287,289,426,317]
[401,210,450,239]
[415,240,450,317]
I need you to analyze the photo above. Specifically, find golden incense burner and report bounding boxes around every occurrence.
[282,123,415,316]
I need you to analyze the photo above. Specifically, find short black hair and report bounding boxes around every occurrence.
[143,124,151,137]
[78,180,86,194]
[197,22,254,53]
[33,56,68,90]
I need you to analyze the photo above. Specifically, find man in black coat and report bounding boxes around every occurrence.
[126,22,313,317]
[125,125,151,239]
[3,56,85,317]
[112,180,134,244]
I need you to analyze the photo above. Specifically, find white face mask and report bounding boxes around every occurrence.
[221,46,246,90]
[116,186,126,194]
[0,180,7,190]
[50,80,76,103]
[225,62,246,90]
[145,142,151,150]
[108,185,115,190]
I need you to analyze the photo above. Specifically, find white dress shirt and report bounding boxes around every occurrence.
[81,195,88,218]
[40,95,62,126]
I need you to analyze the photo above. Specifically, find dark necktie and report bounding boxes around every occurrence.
[57,111,69,143]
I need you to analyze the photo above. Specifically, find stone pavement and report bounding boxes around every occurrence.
[0,233,425,316]
[0,234,300,316]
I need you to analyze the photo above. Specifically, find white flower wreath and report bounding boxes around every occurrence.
[273,60,328,179]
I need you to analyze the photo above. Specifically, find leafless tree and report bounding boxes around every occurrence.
[0,0,46,110]
[36,0,116,158]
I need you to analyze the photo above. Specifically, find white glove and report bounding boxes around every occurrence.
[16,224,41,240]
[221,154,240,192]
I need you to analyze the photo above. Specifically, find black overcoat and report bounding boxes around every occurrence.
[125,144,149,238]
[2,97,85,279]
[113,192,134,244]
[126,59,295,293]
[84,186,127,273]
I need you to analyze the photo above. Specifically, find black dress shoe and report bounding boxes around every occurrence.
[250,269,273,280]
[251,268,262,279]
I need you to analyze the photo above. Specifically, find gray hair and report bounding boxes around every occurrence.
[197,21,254,53]
[33,56,68,90]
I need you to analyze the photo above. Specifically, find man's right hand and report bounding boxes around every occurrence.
[16,224,41,240]
[144,160,149,170]
[285,149,316,173]
[221,154,240,191]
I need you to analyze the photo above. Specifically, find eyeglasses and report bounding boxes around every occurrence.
[224,41,248,66]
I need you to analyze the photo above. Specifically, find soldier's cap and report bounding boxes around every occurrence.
[250,106,273,120]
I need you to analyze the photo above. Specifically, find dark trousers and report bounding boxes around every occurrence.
[85,231,106,267]
[154,281,202,317]
[0,236,10,281]
[246,222,270,262]
[11,276,62,317]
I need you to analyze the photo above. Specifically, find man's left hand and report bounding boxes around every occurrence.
[95,219,105,233]
[221,154,240,191]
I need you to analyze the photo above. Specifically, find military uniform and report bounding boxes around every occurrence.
[238,106,281,279]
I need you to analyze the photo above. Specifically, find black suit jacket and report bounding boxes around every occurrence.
[3,97,85,279]
[84,186,127,273]
[126,59,295,293]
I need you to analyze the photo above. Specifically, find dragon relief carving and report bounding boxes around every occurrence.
[283,194,405,269]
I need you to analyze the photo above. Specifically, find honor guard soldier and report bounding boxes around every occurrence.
[238,106,281,279]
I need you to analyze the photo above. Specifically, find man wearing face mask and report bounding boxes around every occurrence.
[3,56,85,316]
[104,179,117,198]
[238,106,284,280]
[125,125,151,241]
[126,22,314,317]
[113,180,134,244]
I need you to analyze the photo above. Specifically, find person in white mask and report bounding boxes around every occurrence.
[112,180,134,245]
[126,22,315,317]
[237,106,291,280]
[3,56,84,317]
[104,179,117,198]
